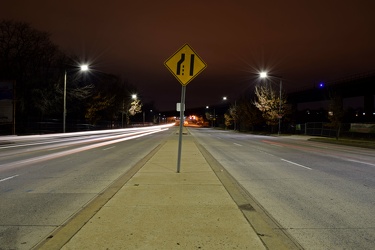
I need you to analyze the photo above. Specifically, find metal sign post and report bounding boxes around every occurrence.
[177,86,186,173]
[164,44,206,173]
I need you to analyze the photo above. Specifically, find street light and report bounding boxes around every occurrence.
[63,64,89,133]
[260,72,267,78]
[80,64,89,71]
[259,71,282,135]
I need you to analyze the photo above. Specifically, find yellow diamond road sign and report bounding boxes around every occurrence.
[165,44,207,86]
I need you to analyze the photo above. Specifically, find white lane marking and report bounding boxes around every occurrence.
[346,159,375,167]
[233,143,242,146]
[281,159,312,170]
[103,146,116,151]
[346,158,375,167]
[0,174,19,182]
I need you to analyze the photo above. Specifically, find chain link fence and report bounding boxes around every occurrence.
[295,122,375,139]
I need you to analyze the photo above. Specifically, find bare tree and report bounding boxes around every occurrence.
[85,93,115,125]
[0,20,94,132]
[236,98,263,131]
[0,20,60,110]
[327,94,344,140]
[0,20,145,131]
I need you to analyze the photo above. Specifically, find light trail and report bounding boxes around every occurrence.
[0,124,174,149]
[0,125,172,171]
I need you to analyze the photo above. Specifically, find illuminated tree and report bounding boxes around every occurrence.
[224,113,233,128]
[254,84,286,131]
[129,99,142,116]
[123,98,142,126]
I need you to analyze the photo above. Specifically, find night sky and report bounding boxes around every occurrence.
[1,0,375,111]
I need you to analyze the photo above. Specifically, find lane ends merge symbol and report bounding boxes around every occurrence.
[164,44,207,86]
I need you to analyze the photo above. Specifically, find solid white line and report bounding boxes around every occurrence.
[0,174,19,182]
[233,143,242,146]
[281,159,312,170]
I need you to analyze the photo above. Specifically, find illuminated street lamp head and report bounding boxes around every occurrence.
[260,72,267,78]
[223,96,227,101]
[80,64,89,71]
[132,94,137,99]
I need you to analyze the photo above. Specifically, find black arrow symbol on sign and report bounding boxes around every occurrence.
[176,54,185,75]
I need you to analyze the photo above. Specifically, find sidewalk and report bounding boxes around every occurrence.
[41,128,266,249]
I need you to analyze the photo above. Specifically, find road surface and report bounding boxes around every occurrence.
[190,127,375,250]
[1,125,374,249]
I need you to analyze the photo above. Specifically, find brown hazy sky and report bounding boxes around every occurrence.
[1,0,375,111]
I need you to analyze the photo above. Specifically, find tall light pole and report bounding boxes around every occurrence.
[132,94,145,126]
[63,70,67,133]
[260,72,282,135]
[63,64,89,133]
[122,94,138,128]
[223,96,237,131]
[206,105,214,127]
